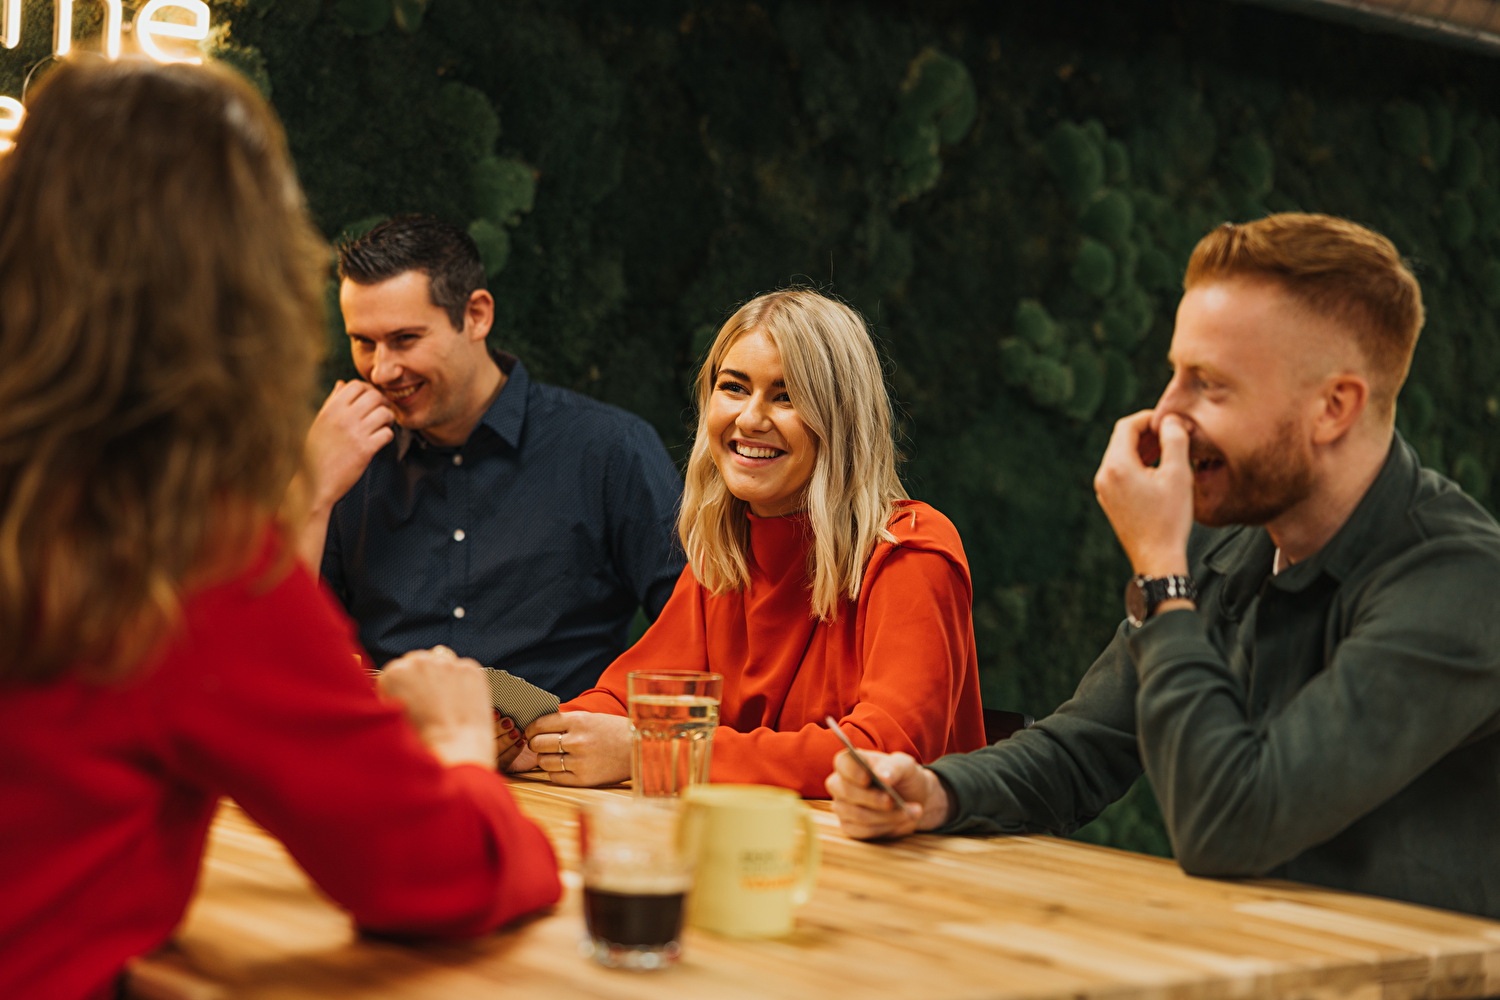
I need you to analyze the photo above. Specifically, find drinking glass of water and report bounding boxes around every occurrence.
[626,671,723,798]
[579,797,692,970]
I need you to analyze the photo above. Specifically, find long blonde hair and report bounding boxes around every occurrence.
[0,59,329,683]
[680,289,908,620]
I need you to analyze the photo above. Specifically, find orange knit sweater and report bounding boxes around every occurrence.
[564,500,987,797]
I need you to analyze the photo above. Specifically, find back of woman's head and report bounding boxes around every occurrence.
[0,58,328,682]
[682,288,907,620]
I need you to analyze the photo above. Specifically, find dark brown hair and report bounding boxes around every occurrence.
[1184,213,1424,416]
[0,58,329,682]
[337,214,486,330]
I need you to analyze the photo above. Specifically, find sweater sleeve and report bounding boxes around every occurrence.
[927,624,1145,836]
[147,561,561,938]
[709,545,982,798]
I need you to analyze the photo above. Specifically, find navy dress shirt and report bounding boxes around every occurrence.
[321,352,685,700]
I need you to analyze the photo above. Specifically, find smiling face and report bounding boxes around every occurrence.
[705,329,819,517]
[340,269,496,447]
[1155,277,1325,528]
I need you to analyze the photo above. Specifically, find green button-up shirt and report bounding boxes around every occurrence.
[931,434,1500,918]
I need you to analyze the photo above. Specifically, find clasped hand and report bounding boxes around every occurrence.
[376,646,496,769]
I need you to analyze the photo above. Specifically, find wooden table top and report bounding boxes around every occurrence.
[129,776,1500,1000]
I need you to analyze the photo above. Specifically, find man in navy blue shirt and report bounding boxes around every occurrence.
[296,215,684,700]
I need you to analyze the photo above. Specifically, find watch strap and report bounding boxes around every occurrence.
[1126,574,1197,628]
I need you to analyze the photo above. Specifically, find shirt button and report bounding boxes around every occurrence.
[452,454,463,466]
[453,607,466,619]
[453,529,466,542]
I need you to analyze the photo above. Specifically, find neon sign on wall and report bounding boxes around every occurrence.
[2,1,213,150]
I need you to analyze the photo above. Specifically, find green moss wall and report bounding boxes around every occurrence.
[12,0,1500,855]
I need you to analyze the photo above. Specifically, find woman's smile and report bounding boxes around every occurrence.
[707,330,818,517]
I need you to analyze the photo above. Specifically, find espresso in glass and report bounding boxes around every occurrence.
[583,875,689,964]
[578,798,692,971]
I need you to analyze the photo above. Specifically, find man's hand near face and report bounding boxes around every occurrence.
[292,380,394,568]
[1093,410,1194,578]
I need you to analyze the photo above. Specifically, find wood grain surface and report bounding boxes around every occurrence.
[128,776,1500,1000]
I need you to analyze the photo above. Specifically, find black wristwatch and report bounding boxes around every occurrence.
[1124,574,1197,628]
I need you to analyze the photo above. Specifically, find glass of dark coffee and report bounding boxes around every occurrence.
[578,797,692,970]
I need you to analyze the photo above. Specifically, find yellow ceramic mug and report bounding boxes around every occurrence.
[682,784,820,938]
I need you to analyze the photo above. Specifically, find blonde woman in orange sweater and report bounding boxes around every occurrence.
[510,289,986,797]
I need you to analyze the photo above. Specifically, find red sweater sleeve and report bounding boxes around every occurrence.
[146,562,561,937]
[706,544,984,797]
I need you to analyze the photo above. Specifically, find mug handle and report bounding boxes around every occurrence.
[790,805,821,906]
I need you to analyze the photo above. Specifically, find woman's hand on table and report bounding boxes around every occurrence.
[377,646,496,769]
[826,750,952,840]
[517,711,632,786]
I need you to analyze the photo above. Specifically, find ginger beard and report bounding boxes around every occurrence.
[1188,415,1316,528]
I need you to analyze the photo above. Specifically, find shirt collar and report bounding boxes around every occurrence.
[1204,431,1416,593]
[393,350,529,460]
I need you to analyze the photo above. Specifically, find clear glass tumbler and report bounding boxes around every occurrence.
[626,671,723,798]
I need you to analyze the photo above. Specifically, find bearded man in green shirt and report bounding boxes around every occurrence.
[829,212,1500,919]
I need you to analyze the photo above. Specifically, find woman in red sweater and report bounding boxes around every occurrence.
[0,61,558,1000]
[511,289,987,796]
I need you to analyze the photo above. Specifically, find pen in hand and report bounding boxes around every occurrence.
[824,715,909,811]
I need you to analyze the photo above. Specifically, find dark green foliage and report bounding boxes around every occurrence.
[468,219,511,277]
[1064,344,1105,421]
[393,0,427,33]
[1472,184,1500,240]
[1081,190,1134,245]
[1104,140,1131,186]
[1100,349,1139,418]
[1454,453,1488,501]
[999,338,1038,388]
[1228,135,1274,199]
[435,83,500,163]
[1098,285,1153,351]
[1014,299,1059,353]
[1441,192,1475,249]
[1427,100,1454,170]
[1045,122,1104,207]
[186,0,1500,862]
[1449,135,1483,190]
[1027,357,1074,409]
[334,0,389,35]
[888,47,976,202]
[1381,99,1428,160]
[1071,238,1117,297]
[1480,259,1500,308]
[281,0,322,28]
[473,157,536,226]
[1136,245,1177,292]
[1399,383,1436,437]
